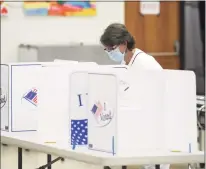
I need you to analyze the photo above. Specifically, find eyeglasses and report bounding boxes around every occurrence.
[104,45,118,52]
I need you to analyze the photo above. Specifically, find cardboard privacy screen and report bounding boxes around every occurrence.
[38,63,97,146]
[1,63,42,132]
[1,62,76,133]
[87,73,118,154]
[162,70,197,152]
[85,69,197,155]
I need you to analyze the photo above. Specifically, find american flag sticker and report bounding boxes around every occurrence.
[71,119,88,146]
[23,88,38,106]
[91,101,103,119]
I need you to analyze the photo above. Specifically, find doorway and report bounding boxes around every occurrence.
[125,1,180,69]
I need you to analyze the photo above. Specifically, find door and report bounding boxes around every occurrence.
[125,1,180,69]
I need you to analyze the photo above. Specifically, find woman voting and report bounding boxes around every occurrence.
[100,23,169,169]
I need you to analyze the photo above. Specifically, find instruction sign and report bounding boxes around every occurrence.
[140,1,160,15]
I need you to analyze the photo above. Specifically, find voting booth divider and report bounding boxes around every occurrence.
[119,69,198,153]
[0,62,80,133]
[0,63,42,132]
[162,70,197,152]
[37,62,100,147]
[37,64,198,155]
[87,72,118,154]
[1,62,198,157]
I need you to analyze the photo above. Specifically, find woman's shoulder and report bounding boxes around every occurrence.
[130,49,163,70]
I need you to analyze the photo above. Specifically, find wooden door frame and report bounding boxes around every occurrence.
[124,1,182,69]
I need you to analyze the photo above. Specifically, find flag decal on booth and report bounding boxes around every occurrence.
[91,101,103,120]
[71,119,88,146]
[22,88,38,106]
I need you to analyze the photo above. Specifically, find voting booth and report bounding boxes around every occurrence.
[87,70,165,154]
[0,62,77,133]
[87,69,198,155]
[2,61,198,158]
[37,63,118,149]
[36,65,197,154]
[87,73,118,153]
[0,60,202,169]
[0,63,42,132]
[37,63,100,146]
[68,71,118,151]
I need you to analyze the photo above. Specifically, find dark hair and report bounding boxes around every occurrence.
[100,23,135,51]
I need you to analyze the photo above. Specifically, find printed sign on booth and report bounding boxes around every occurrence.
[91,101,113,127]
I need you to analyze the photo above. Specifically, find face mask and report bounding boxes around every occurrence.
[106,47,125,63]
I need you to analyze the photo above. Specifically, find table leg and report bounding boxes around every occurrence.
[200,163,205,168]
[155,164,160,169]
[47,154,52,169]
[18,147,22,169]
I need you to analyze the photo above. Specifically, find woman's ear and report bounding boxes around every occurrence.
[124,41,128,47]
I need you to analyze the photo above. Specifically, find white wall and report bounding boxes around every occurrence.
[1,2,124,63]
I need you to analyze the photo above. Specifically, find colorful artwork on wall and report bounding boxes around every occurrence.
[0,1,8,16]
[23,1,96,16]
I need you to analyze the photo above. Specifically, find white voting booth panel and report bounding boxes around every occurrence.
[38,66,72,147]
[87,71,165,155]
[68,69,118,151]
[118,71,166,154]
[87,73,118,154]
[100,65,129,93]
[162,70,197,152]
[37,63,99,147]
[125,70,197,153]
[0,62,78,133]
[0,63,42,132]
[87,70,198,155]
